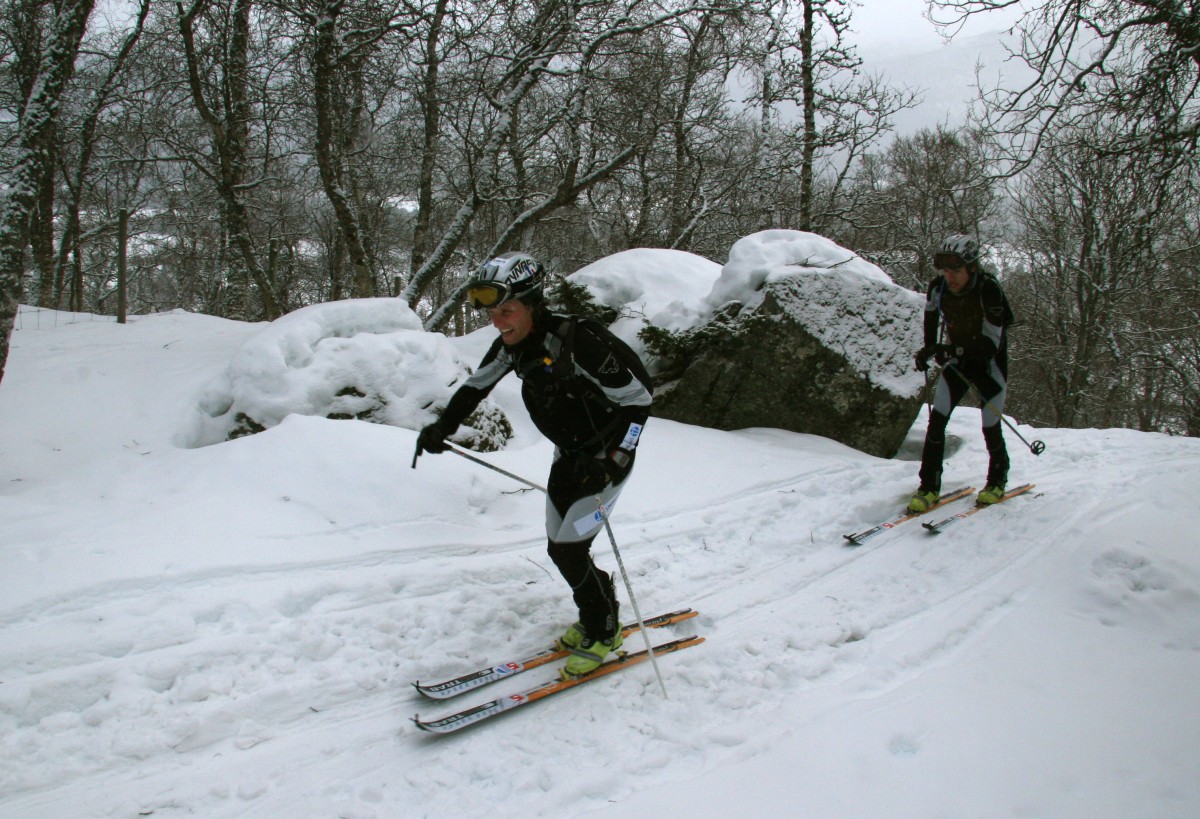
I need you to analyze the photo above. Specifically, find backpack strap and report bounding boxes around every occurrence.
[549,316,577,379]
[979,272,1015,328]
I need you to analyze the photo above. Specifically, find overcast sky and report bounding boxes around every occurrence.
[844,1,1029,135]
[852,0,940,53]
[851,0,1022,56]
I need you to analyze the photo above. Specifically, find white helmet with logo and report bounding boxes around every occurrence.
[466,252,545,309]
[934,234,980,270]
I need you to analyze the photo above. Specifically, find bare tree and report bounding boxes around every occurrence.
[1006,120,1186,430]
[928,0,1200,436]
[1155,211,1200,435]
[931,0,1200,173]
[400,0,741,324]
[406,0,451,294]
[732,0,917,236]
[269,0,421,299]
[845,125,998,289]
[0,0,94,385]
[565,14,741,258]
[177,0,282,320]
[56,0,152,311]
[397,0,581,312]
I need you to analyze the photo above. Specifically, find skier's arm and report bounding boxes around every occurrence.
[441,341,512,430]
[573,323,652,459]
[923,279,941,347]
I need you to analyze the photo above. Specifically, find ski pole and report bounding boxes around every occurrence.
[413,439,547,493]
[596,497,669,699]
[921,363,942,419]
[944,363,1046,455]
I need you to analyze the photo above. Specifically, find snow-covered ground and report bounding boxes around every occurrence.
[2,290,1199,817]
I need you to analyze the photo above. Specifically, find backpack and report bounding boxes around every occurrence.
[982,271,1017,328]
[551,315,654,396]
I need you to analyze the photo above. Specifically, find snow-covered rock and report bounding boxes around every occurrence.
[184,298,512,450]
[643,231,926,457]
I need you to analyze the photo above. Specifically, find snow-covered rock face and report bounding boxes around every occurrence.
[182,231,927,458]
[708,230,924,397]
[652,280,927,458]
[184,298,511,449]
[587,231,929,458]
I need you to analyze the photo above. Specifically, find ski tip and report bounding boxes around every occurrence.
[843,535,862,546]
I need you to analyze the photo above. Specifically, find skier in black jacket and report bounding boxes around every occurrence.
[416,252,653,677]
[910,234,1011,512]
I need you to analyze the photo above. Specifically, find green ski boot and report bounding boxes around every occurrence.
[557,622,587,651]
[562,631,624,678]
[977,484,1007,505]
[907,488,940,513]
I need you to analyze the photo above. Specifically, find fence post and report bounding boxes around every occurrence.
[117,208,128,324]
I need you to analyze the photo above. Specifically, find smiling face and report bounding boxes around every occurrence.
[487,299,535,345]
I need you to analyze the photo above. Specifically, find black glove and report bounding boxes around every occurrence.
[576,450,633,493]
[914,345,936,372]
[933,343,963,365]
[574,455,611,493]
[417,422,451,455]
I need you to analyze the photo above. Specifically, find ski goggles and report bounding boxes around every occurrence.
[466,281,514,310]
[933,252,967,270]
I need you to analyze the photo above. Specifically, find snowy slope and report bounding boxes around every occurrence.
[1,306,1198,819]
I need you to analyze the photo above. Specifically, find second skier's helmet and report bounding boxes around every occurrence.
[934,234,980,270]
[466,252,545,309]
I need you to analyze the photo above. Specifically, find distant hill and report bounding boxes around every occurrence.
[859,29,1029,137]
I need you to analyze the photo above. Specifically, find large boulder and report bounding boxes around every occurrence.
[643,231,927,458]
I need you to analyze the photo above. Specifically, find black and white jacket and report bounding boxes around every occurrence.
[923,269,1009,371]
[440,311,652,458]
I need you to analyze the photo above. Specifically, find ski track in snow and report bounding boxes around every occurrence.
[2,424,1186,818]
[3,313,1199,817]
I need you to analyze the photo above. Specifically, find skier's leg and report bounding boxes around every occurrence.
[546,538,619,641]
[544,450,626,640]
[917,371,968,492]
[975,362,1010,492]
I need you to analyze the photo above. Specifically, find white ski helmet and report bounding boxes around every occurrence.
[934,234,980,269]
[466,252,546,309]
